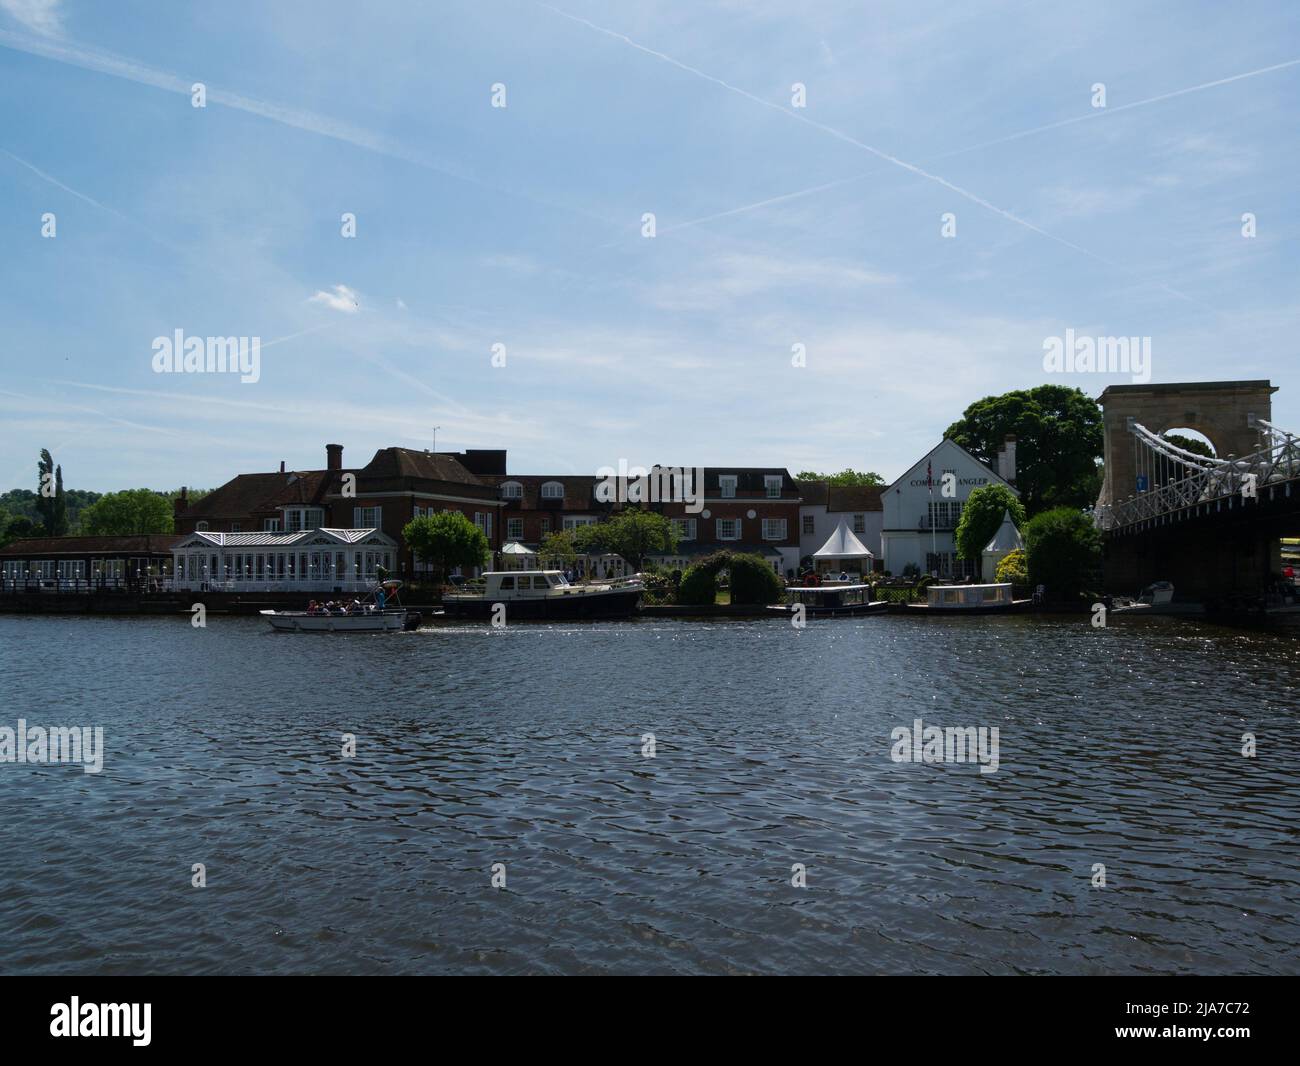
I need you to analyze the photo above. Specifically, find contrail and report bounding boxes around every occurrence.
[0,146,121,216]
[0,27,617,228]
[931,56,1300,161]
[538,3,1202,302]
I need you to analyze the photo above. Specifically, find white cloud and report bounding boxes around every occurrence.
[0,0,61,36]
[309,283,361,314]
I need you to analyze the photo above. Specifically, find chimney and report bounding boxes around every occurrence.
[326,443,343,471]
[279,460,286,474]
[174,486,188,517]
[997,435,1017,483]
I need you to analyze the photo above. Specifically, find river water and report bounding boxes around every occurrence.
[1,612,1297,975]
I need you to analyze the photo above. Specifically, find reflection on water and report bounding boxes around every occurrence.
[0,613,1297,974]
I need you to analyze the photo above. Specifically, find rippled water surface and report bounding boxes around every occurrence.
[1,612,1298,975]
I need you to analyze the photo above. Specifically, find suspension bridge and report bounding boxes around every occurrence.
[1096,380,1300,605]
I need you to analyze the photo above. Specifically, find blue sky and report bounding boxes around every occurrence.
[1,0,1297,492]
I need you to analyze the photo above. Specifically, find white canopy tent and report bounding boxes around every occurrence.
[811,518,874,575]
[981,509,1024,580]
[499,541,538,570]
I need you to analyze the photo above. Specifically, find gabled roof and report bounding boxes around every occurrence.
[884,438,1018,495]
[812,518,874,559]
[182,470,336,520]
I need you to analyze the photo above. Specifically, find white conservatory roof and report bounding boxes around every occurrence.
[812,518,874,559]
[177,527,393,549]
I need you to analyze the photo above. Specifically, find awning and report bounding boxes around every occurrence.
[982,510,1024,554]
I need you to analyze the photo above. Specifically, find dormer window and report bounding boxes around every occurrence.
[196,521,209,532]
[718,475,737,499]
[765,475,782,498]
[541,481,564,499]
[501,481,523,500]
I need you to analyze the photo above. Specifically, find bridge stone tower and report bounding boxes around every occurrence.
[1096,380,1276,510]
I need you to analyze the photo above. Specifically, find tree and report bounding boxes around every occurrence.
[1162,433,1215,483]
[954,484,1026,570]
[944,386,1103,514]
[36,449,69,535]
[538,530,578,566]
[0,514,40,547]
[677,564,717,605]
[1024,507,1101,602]
[574,510,678,569]
[79,489,174,535]
[797,469,885,487]
[402,512,489,583]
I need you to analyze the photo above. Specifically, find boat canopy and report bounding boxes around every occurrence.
[812,518,874,560]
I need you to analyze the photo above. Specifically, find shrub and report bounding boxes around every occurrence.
[1025,507,1101,601]
[995,548,1029,584]
[677,564,717,605]
[727,552,783,605]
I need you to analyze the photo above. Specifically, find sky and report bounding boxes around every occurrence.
[1,0,1297,493]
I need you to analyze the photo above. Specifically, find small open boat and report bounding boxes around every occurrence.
[261,580,422,633]
[767,581,888,618]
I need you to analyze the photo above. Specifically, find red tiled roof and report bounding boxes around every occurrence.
[827,485,884,512]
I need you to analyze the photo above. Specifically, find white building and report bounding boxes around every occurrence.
[881,438,1018,579]
[172,527,398,592]
[798,482,884,567]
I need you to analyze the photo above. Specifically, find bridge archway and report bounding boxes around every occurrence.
[1096,380,1276,509]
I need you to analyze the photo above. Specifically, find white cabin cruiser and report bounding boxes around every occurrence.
[441,570,642,620]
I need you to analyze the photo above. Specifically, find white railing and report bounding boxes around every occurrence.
[1099,424,1300,531]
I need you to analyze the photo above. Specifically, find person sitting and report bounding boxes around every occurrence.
[307,600,320,614]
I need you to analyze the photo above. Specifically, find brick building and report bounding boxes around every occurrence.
[174,444,505,576]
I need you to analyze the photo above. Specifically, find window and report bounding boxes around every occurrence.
[852,513,866,534]
[263,518,281,532]
[765,476,782,498]
[230,523,241,533]
[762,518,786,540]
[531,575,550,589]
[541,481,564,499]
[540,517,551,535]
[474,512,492,538]
[196,521,209,532]
[717,518,739,540]
[718,475,737,498]
[672,518,696,541]
[507,518,523,541]
[802,514,815,535]
[353,506,382,529]
[499,575,515,590]
[501,481,523,499]
[563,516,595,532]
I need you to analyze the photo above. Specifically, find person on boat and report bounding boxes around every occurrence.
[376,585,386,610]
[307,600,320,614]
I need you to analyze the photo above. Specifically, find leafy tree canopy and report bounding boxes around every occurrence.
[797,469,886,487]
[944,385,1103,514]
[79,489,174,535]
[573,509,678,568]
[954,484,1026,562]
[402,511,489,581]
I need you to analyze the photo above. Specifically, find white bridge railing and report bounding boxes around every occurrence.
[1097,420,1300,531]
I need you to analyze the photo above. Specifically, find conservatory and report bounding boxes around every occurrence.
[171,528,398,592]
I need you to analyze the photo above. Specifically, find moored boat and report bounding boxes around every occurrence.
[441,570,642,620]
[904,582,1032,614]
[767,581,888,618]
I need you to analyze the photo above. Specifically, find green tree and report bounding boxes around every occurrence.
[954,484,1026,570]
[402,511,489,582]
[574,510,678,569]
[797,469,886,487]
[79,489,174,535]
[677,564,717,605]
[1024,507,1101,602]
[0,514,40,547]
[36,449,69,535]
[994,547,1028,584]
[538,529,578,566]
[944,385,1103,514]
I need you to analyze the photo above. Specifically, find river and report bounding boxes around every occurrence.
[1,612,1297,974]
